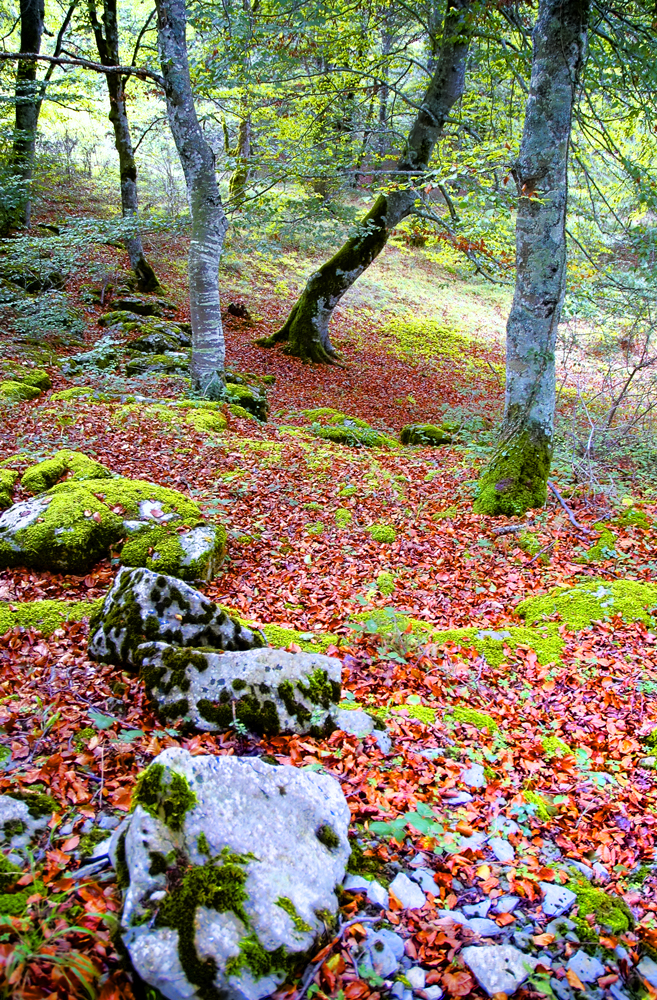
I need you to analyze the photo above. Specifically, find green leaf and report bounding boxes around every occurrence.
[88,711,115,730]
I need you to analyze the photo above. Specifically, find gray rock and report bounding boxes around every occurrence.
[436,909,471,927]
[367,880,389,908]
[410,868,438,895]
[374,729,392,754]
[468,918,506,938]
[98,813,120,830]
[567,951,605,984]
[443,792,473,806]
[494,896,519,914]
[458,832,486,853]
[609,985,631,1000]
[423,987,443,1000]
[114,748,350,1000]
[461,944,539,997]
[568,861,594,880]
[463,900,491,918]
[461,762,486,788]
[489,837,514,863]
[137,642,341,735]
[343,875,371,892]
[638,956,657,990]
[539,882,577,917]
[0,795,49,851]
[333,708,374,739]
[592,862,610,882]
[359,927,405,977]
[406,967,426,990]
[88,567,263,669]
[489,816,520,837]
[389,872,426,910]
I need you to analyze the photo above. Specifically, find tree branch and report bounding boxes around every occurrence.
[0,50,163,86]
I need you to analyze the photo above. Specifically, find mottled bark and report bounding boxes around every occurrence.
[88,0,159,291]
[260,0,472,363]
[155,0,228,395]
[228,110,251,209]
[11,0,44,228]
[475,0,589,517]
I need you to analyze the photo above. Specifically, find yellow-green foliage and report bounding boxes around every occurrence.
[578,525,617,563]
[338,485,357,497]
[0,380,42,402]
[305,522,324,535]
[367,523,397,543]
[541,735,572,758]
[351,607,432,636]
[615,504,651,529]
[0,598,101,637]
[453,706,498,732]
[50,387,94,401]
[0,470,17,509]
[523,789,553,822]
[394,703,436,724]
[335,508,352,528]
[517,579,657,629]
[21,450,113,494]
[185,409,227,434]
[376,571,395,595]
[381,317,484,368]
[259,623,338,654]
[432,505,459,520]
[518,530,542,556]
[430,625,564,667]
[229,404,255,420]
[565,875,633,941]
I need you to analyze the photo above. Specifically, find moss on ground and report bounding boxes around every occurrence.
[577,525,617,563]
[517,579,657,629]
[0,380,42,403]
[452,706,498,732]
[376,571,395,595]
[50,387,94,401]
[7,369,51,390]
[367,523,397,543]
[430,625,564,667]
[21,450,113,494]
[334,508,352,528]
[312,424,397,449]
[523,789,553,822]
[400,424,453,446]
[566,874,634,941]
[0,470,17,509]
[259,623,337,653]
[0,598,101,636]
[541,735,572,757]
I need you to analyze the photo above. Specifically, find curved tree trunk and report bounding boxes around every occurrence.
[155,0,228,397]
[11,0,45,228]
[259,0,472,363]
[88,0,159,291]
[474,0,589,517]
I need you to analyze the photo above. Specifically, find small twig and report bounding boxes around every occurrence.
[547,480,591,534]
[528,540,556,565]
[295,916,382,1000]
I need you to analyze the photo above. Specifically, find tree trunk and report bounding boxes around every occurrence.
[11,0,45,228]
[88,0,159,292]
[474,0,589,517]
[228,108,251,209]
[155,0,228,396]
[259,0,472,363]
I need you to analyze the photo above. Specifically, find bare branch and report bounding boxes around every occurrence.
[0,50,163,86]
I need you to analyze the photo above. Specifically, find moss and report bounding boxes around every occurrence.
[260,623,338,654]
[73,726,96,750]
[7,789,59,819]
[228,403,253,420]
[395,704,436,725]
[185,409,227,434]
[643,729,657,748]
[300,668,341,708]
[367,523,397,543]
[615,507,651,529]
[430,624,564,667]
[276,896,312,934]
[224,382,268,421]
[197,832,211,857]
[346,840,384,879]
[400,424,453,446]
[376,571,395,596]
[351,608,431,637]
[453,706,498,733]
[305,521,324,535]
[131,762,197,831]
[312,424,397,449]
[338,485,357,497]
[277,681,311,725]
[125,353,189,376]
[517,579,657,630]
[473,429,551,516]
[198,693,281,736]
[0,380,42,402]
[225,933,288,981]
[0,469,18,509]
[566,874,634,941]
[302,407,352,423]
[50,387,94,401]
[316,824,340,851]
[518,530,543,557]
[0,853,20,891]
[115,830,130,889]
[541,735,572,758]
[523,789,552,822]
[577,525,617,563]
[334,508,352,528]
[432,505,459,520]
[79,828,110,858]
[8,369,51,391]
[21,450,113,494]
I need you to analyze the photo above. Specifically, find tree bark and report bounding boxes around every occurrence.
[474,0,589,517]
[228,107,251,209]
[88,0,159,291]
[155,0,228,396]
[259,0,472,363]
[11,0,45,228]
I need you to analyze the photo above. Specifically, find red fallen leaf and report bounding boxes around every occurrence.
[598,974,619,987]
[61,835,80,852]
[84,509,92,517]
[343,981,370,999]
[92,511,103,523]
[441,971,473,996]
[496,912,516,926]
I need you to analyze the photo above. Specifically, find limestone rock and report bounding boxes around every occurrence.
[461,762,486,788]
[88,567,264,668]
[113,748,350,1000]
[389,872,426,910]
[113,295,177,316]
[136,643,341,735]
[539,881,576,917]
[566,950,605,983]
[0,794,50,852]
[461,944,538,997]
[125,353,189,376]
[333,708,374,738]
[489,837,515,863]
[356,927,404,978]
[638,956,657,990]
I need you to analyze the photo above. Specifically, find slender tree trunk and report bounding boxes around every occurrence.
[259,0,472,364]
[88,0,159,291]
[228,105,251,208]
[155,0,228,397]
[11,0,45,228]
[474,0,589,517]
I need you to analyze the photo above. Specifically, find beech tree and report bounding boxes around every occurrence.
[10,0,45,228]
[474,0,590,516]
[88,0,160,291]
[258,0,473,364]
[155,0,228,396]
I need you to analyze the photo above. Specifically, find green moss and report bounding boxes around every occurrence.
[224,383,268,421]
[0,469,18,509]
[277,681,311,725]
[432,505,459,520]
[541,735,572,758]
[376,571,395,596]
[228,403,253,419]
[430,624,564,667]
[305,521,324,535]
[566,874,634,941]
[131,762,197,831]
[198,692,281,736]
[334,508,352,528]
[197,832,211,857]
[395,704,436,725]
[517,579,657,630]
[275,896,312,934]
[615,506,651,529]
[338,485,357,498]
[115,830,130,889]
[577,524,617,563]
[453,706,498,733]
[518,530,543,557]
[0,380,41,403]
[225,933,288,982]
[316,824,341,851]
[300,668,341,708]
[125,353,189,376]
[8,369,51,391]
[185,409,227,434]
[73,726,96,750]
[6,789,59,819]
[351,608,431,637]
[79,828,110,858]
[0,853,20,891]
[523,789,552,822]
[400,424,452,446]
[473,430,551,516]
[21,450,113,494]
[643,729,657,748]
[302,407,351,423]
[312,424,397,449]
[259,623,338,654]
[50,387,94,401]
[367,523,397,543]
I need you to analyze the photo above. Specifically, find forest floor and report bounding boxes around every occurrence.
[0,218,656,1000]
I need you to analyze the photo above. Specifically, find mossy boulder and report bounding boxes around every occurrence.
[136,643,341,735]
[128,329,186,354]
[113,295,177,317]
[21,450,113,494]
[0,470,17,510]
[112,748,349,1000]
[61,339,121,374]
[400,424,453,446]
[6,369,51,391]
[311,417,397,449]
[366,523,397,543]
[125,353,189,377]
[224,381,269,421]
[88,567,264,669]
[0,380,42,403]
[0,794,51,853]
[0,476,224,578]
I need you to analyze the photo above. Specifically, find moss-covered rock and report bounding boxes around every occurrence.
[21,450,114,494]
[517,579,657,629]
[576,525,617,563]
[400,424,453,446]
[113,295,177,317]
[224,382,269,421]
[375,571,395,595]
[0,470,17,510]
[0,380,42,403]
[565,874,633,941]
[125,353,189,376]
[50,387,94,401]
[6,369,51,391]
[312,423,397,449]
[185,409,227,434]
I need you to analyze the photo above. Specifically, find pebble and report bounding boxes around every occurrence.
[539,881,577,917]
[567,951,605,984]
[334,708,374,739]
[406,967,426,990]
[367,880,389,909]
[494,896,519,914]
[423,987,443,1000]
[436,909,471,927]
[410,868,439,895]
[98,814,120,830]
[489,816,520,837]
[463,900,491,918]
[638,955,657,990]
[638,756,656,769]
[568,861,593,880]
[546,916,576,937]
[443,791,473,806]
[468,917,506,937]
[459,832,486,853]
[389,872,426,910]
[344,875,371,892]
[391,984,411,1000]
[362,927,404,977]
[592,861,610,882]
[374,729,392,754]
[461,762,486,788]
[489,837,515,863]
[461,944,538,997]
